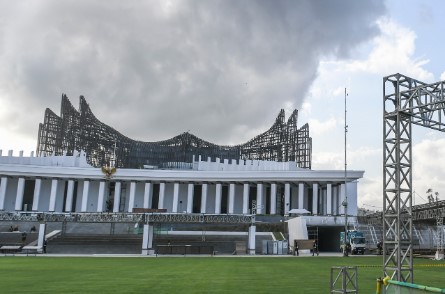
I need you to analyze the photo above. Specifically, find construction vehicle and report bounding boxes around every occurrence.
[340,230,366,255]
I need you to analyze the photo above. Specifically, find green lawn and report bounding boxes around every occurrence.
[0,256,444,293]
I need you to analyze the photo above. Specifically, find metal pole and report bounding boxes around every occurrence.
[343,88,349,257]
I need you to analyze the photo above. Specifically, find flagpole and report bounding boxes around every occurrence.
[343,88,349,257]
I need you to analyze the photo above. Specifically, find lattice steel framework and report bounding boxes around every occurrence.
[383,73,445,282]
[0,212,254,224]
[37,95,312,169]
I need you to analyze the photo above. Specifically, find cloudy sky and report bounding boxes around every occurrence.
[1,0,445,209]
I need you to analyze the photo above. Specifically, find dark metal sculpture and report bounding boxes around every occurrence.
[37,94,312,169]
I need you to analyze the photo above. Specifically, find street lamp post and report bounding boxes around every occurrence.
[343,88,349,257]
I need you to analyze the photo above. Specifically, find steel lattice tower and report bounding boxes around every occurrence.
[383,73,445,282]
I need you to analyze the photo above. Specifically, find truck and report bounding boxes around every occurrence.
[340,230,366,255]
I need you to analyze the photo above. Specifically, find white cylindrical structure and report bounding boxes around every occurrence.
[65,180,75,212]
[312,183,318,215]
[270,183,277,215]
[172,183,179,213]
[327,183,332,215]
[97,181,106,212]
[284,183,290,214]
[248,225,256,255]
[48,179,58,212]
[142,224,154,255]
[187,183,194,213]
[37,223,46,253]
[81,180,90,212]
[15,177,25,211]
[298,183,304,209]
[158,182,165,209]
[242,183,249,214]
[32,179,42,211]
[143,182,152,209]
[128,181,136,213]
[0,177,8,210]
[200,184,207,213]
[113,182,122,212]
[215,183,222,213]
[256,183,263,214]
[228,183,235,214]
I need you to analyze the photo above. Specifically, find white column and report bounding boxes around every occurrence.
[242,183,249,214]
[228,183,235,214]
[333,185,339,215]
[172,183,179,213]
[340,184,346,215]
[158,182,165,209]
[248,225,256,255]
[270,183,277,215]
[81,180,90,212]
[327,183,332,215]
[142,224,155,255]
[256,183,263,214]
[215,183,222,213]
[298,183,304,209]
[128,181,136,213]
[65,180,74,212]
[312,183,318,215]
[37,223,46,253]
[347,181,358,216]
[49,179,58,212]
[0,177,8,210]
[15,177,25,211]
[187,183,194,213]
[97,181,106,212]
[113,182,121,212]
[200,184,207,213]
[322,189,327,215]
[284,183,290,215]
[143,182,152,209]
[32,179,42,211]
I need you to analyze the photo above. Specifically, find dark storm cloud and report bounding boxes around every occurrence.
[0,0,386,145]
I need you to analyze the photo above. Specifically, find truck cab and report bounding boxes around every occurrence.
[340,230,366,255]
[350,235,366,255]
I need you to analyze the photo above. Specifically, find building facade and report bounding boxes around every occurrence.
[0,150,363,217]
[1,96,364,254]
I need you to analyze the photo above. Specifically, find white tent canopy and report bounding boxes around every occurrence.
[288,208,311,215]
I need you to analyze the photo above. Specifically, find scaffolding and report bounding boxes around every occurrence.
[37,95,312,169]
[383,73,445,282]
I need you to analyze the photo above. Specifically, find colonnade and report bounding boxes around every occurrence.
[0,176,353,216]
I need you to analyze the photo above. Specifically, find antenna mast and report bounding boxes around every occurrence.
[343,88,349,257]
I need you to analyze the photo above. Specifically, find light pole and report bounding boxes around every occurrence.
[343,88,349,257]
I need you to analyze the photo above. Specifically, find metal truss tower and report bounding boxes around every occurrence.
[383,73,445,282]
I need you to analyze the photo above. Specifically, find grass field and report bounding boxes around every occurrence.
[0,256,444,293]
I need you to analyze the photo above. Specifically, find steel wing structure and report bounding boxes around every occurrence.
[37,94,311,169]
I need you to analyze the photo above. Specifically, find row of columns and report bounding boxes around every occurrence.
[0,176,346,215]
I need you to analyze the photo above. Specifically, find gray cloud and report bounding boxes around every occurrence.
[0,0,386,146]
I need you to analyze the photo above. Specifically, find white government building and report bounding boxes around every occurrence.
[0,149,364,254]
[0,150,363,218]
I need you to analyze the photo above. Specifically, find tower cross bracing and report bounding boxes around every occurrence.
[383,73,445,282]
